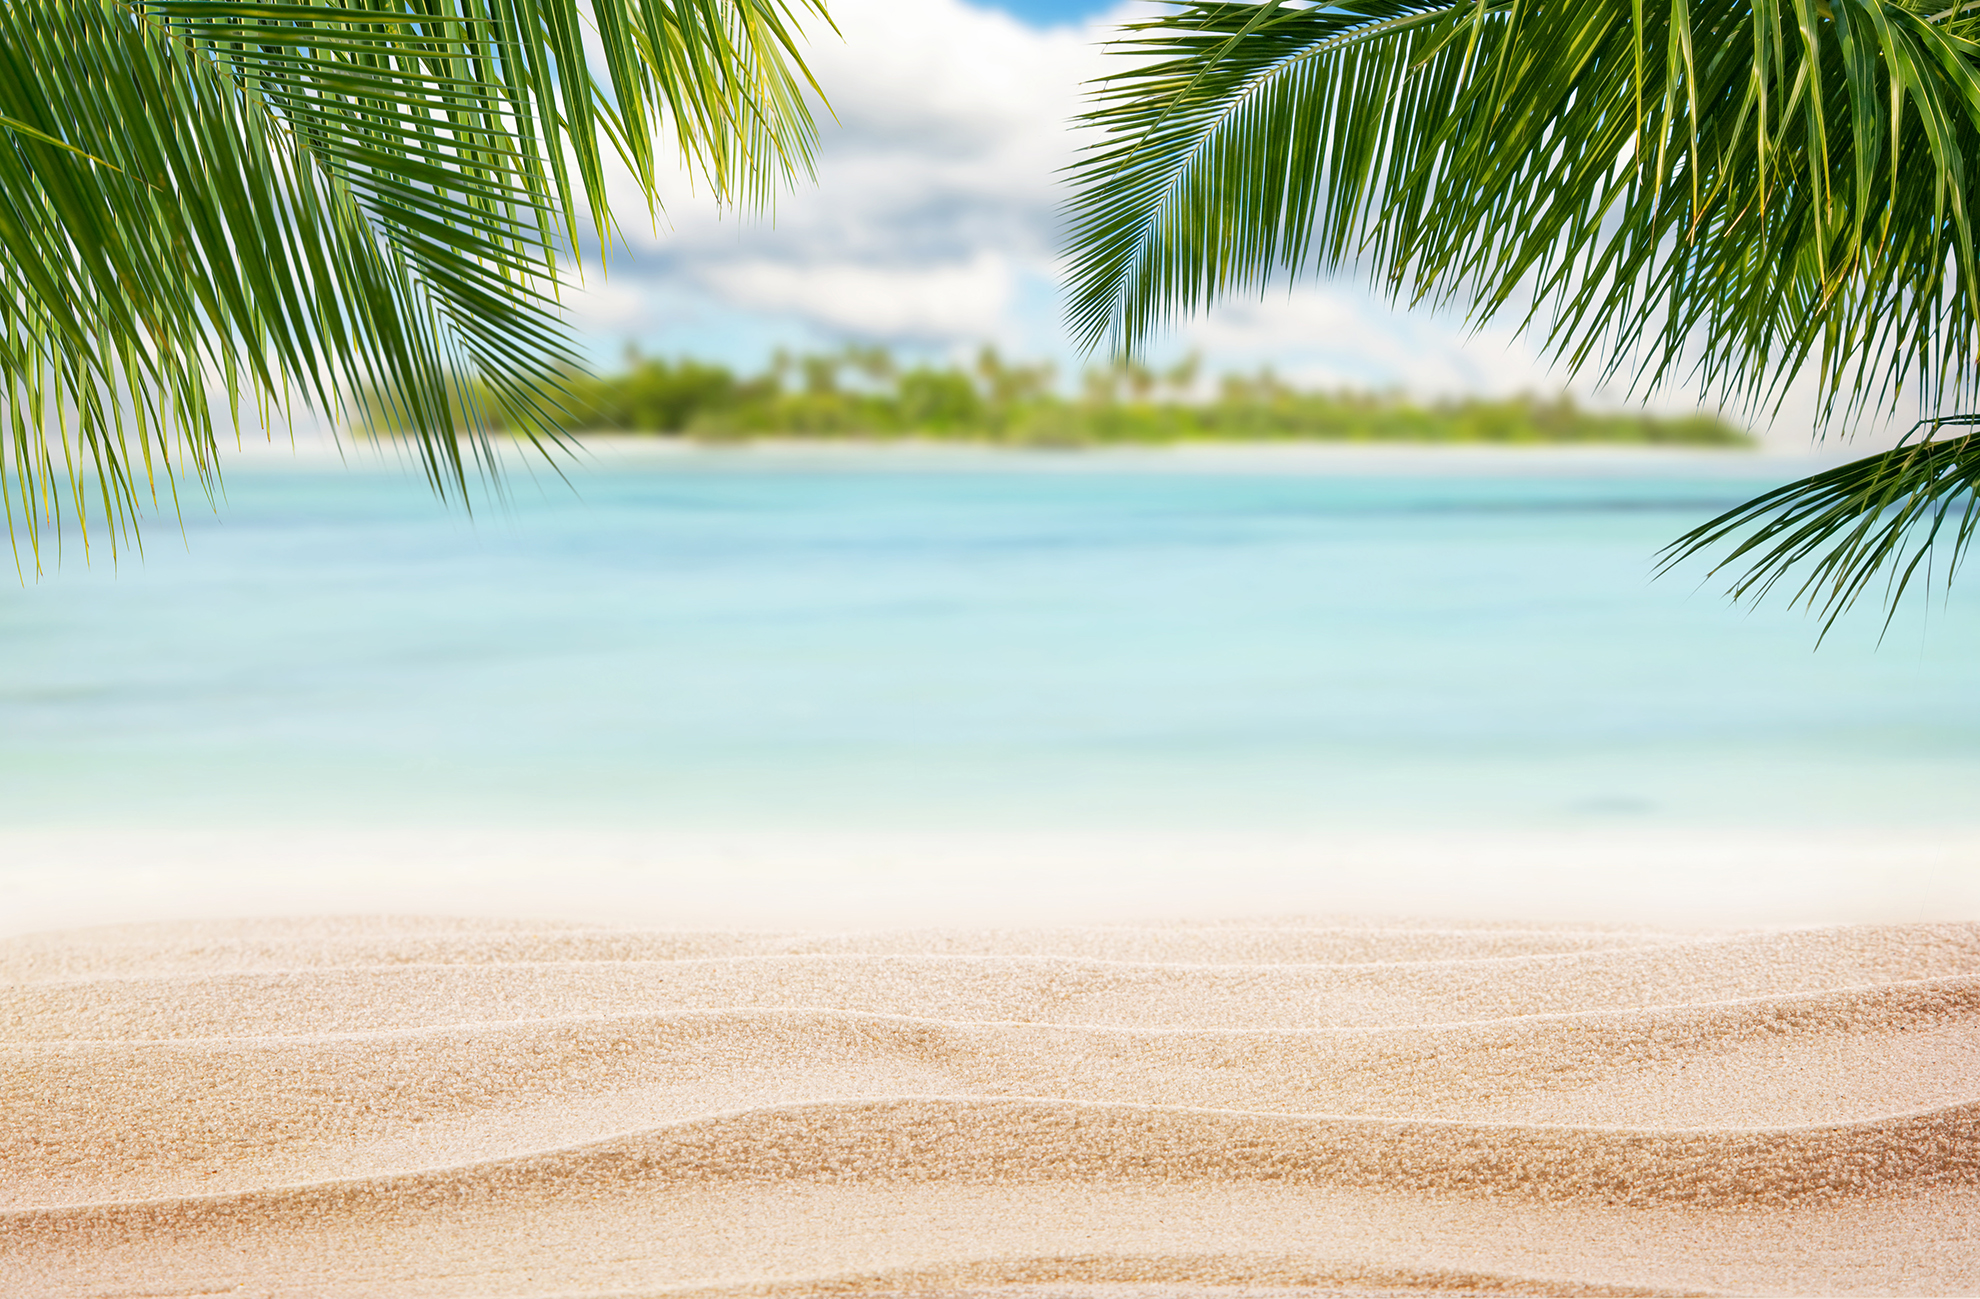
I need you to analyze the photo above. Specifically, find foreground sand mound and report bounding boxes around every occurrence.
[2,917,1976,1296]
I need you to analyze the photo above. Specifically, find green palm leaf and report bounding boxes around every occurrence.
[1064,0,1980,626]
[0,0,825,566]
[1660,417,1980,638]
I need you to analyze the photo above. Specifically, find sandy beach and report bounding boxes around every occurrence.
[4,911,1976,1296]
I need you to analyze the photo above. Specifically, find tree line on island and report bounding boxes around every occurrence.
[501,346,1751,447]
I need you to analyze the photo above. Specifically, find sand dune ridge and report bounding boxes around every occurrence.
[3,916,1975,1296]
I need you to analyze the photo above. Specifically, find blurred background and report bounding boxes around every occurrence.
[3,0,1975,934]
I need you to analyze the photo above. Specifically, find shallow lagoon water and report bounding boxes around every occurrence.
[3,443,1976,834]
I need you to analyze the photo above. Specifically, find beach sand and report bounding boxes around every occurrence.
[3,914,1977,1296]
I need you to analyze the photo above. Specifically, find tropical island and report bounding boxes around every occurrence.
[506,346,1755,448]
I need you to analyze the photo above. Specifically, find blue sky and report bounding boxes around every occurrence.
[977,0,1120,22]
[560,0,1810,441]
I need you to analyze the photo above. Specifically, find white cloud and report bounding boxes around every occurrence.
[1177,288,1560,397]
[1173,283,1755,417]
[705,252,1014,338]
[563,276,652,330]
[564,0,1110,358]
[554,0,1841,446]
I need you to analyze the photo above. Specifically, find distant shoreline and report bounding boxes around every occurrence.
[566,427,1759,448]
[565,431,1765,455]
[238,432,1861,480]
[564,434,1783,476]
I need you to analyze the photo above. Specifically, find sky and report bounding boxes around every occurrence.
[556,0,1849,448]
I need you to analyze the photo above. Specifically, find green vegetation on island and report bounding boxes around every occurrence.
[534,346,1751,447]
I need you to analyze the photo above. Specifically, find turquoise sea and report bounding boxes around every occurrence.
[3,443,1977,835]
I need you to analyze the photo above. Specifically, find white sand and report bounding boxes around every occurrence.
[8,827,1980,933]
[3,914,1976,1296]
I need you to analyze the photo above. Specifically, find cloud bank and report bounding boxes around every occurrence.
[560,0,1823,442]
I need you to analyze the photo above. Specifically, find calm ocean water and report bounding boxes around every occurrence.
[3,444,1975,833]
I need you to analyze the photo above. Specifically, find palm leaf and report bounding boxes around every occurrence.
[1063,0,1980,623]
[1659,417,1980,638]
[0,0,826,567]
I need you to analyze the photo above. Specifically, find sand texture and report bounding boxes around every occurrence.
[3,917,1977,1297]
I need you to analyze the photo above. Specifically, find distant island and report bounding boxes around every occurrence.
[461,346,1754,448]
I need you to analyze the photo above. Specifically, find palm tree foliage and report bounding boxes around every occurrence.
[1063,0,1980,627]
[1663,414,1980,635]
[0,0,823,562]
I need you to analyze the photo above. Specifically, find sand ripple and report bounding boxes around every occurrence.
[3,917,1976,1296]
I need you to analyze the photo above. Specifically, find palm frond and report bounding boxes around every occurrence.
[1063,0,1980,624]
[1067,0,1980,415]
[1660,417,1980,638]
[0,0,825,567]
